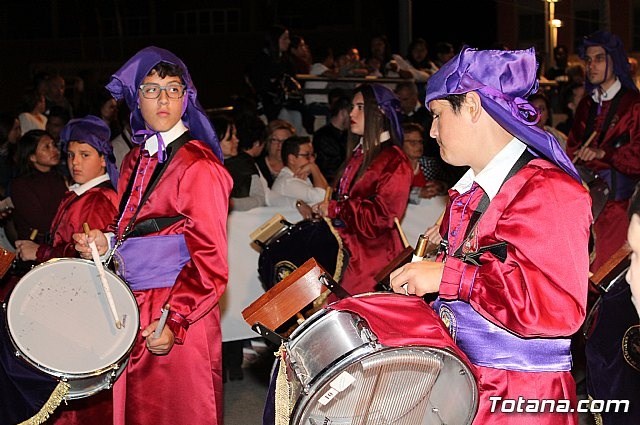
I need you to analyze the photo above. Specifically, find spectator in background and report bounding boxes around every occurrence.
[256,119,295,187]
[555,82,585,136]
[18,90,47,135]
[45,74,73,119]
[402,123,447,200]
[91,88,121,137]
[313,95,350,184]
[225,115,268,210]
[304,46,338,121]
[545,45,569,81]
[9,130,67,245]
[272,135,328,206]
[45,105,71,144]
[288,34,312,75]
[433,42,455,68]
[368,34,393,76]
[529,92,568,150]
[109,101,133,170]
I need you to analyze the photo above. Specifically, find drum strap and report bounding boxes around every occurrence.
[441,149,534,265]
[118,132,191,240]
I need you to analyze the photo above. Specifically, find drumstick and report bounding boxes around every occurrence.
[83,223,122,329]
[29,229,38,241]
[153,304,171,339]
[572,132,598,164]
[394,217,410,248]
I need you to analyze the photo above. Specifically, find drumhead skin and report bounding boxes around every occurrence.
[6,258,139,378]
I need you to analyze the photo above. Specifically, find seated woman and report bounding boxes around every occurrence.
[401,122,448,201]
[8,130,68,245]
[272,135,328,207]
[255,119,295,187]
[14,116,118,263]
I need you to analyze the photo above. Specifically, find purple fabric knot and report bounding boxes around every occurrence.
[133,129,166,163]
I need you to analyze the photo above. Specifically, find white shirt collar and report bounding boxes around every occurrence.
[591,77,621,103]
[144,121,189,155]
[452,138,527,200]
[69,173,110,196]
[353,131,391,152]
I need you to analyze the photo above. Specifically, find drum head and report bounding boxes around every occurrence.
[291,345,477,425]
[6,258,139,377]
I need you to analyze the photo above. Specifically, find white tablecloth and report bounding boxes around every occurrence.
[220,196,448,342]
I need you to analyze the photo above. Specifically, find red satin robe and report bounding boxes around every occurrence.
[112,140,232,425]
[438,159,591,424]
[328,143,412,296]
[36,183,117,262]
[42,182,117,425]
[566,89,640,271]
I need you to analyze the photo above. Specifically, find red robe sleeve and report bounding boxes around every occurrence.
[161,147,232,340]
[330,145,412,238]
[439,162,592,337]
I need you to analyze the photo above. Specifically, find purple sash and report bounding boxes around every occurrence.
[112,234,190,291]
[433,299,572,372]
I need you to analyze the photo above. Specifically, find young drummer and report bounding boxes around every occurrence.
[73,47,231,425]
[15,115,118,263]
[390,47,591,424]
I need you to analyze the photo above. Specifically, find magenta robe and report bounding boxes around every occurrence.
[112,140,232,425]
[328,144,412,296]
[36,183,117,262]
[567,89,640,271]
[437,159,591,424]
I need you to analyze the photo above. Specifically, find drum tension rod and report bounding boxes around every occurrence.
[252,322,285,346]
[319,273,352,299]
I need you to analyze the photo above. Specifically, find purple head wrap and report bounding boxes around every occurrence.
[370,84,404,144]
[60,115,119,188]
[105,46,223,162]
[425,46,580,182]
[579,30,638,93]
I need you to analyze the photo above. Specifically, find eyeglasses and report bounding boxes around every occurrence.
[138,83,186,99]
[296,152,316,159]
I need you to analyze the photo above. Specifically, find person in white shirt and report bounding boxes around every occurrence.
[271,135,328,207]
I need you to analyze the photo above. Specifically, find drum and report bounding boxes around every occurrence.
[281,293,477,425]
[257,217,348,291]
[5,258,139,399]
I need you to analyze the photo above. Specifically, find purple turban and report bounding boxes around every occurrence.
[579,30,638,94]
[60,115,118,188]
[370,84,403,144]
[105,46,223,162]
[425,46,580,182]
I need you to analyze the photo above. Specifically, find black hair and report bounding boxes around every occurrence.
[236,116,266,152]
[211,115,234,141]
[629,182,640,220]
[148,61,185,80]
[402,122,425,136]
[0,113,17,145]
[21,90,43,112]
[281,135,311,166]
[17,130,52,176]
[528,92,553,126]
[329,95,351,118]
[442,93,468,113]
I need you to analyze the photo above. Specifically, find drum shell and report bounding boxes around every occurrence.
[283,293,478,425]
[5,258,139,399]
[258,218,347,290]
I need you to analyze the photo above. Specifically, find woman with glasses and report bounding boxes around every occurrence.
[272,135,328,206]
[256,119,295,187]
[73,46,231,425]
[315,83,412,297]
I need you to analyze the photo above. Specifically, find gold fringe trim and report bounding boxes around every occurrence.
[274,345,291,425]
[587,396,603,425]
[313,217,346,309]
[19,381,70,425]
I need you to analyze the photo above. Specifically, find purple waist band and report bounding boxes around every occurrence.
[112,234,190,291]
[433,299,572,372]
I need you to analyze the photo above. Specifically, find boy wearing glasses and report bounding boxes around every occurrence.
[74,47,231,425]
[271,135,329,207]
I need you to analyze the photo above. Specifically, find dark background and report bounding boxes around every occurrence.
[0,0,498,112]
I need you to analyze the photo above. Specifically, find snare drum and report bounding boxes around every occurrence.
[281,293,477,425]
[5,258,139,399]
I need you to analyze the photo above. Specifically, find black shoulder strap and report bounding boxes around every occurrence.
[118,131,191,238]
[442,149,535,261]
[583,87,626,147]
